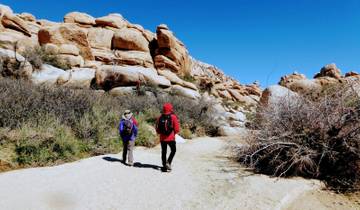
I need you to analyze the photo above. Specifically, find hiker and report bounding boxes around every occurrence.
[119,110,138,166]
[156,103,180,172]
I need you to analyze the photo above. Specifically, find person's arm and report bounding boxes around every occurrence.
[172,114,180,134]
[119,120,124,135]
[155,117,160,134]
[133,124,138,138]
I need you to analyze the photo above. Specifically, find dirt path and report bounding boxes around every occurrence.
[0,137,359,210]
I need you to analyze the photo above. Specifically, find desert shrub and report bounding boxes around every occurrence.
[0,78,95,128]
[14,117,81,166]
[0,77,219,170]
[19,45,71,70]
[181,72,196,83]
[179,128,192,139]
[135,114,158,147]
[156,94,216,136]
[21,46,43,70]
[0,56,28,79]
[236,82,360,192]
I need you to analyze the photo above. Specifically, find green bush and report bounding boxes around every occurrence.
[135,113,158,147]
[14,118,81,166]
[179,128,192,139]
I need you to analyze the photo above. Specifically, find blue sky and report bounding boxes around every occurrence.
[2,0,360,86]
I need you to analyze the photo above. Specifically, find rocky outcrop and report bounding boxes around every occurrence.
[314,63,341,79]
[154,24,191,76]
[278,64,360,100]
[191,58,262,108]
[260,85,300,108]
[0,4,265,137]
[95,14,127,29]
[112,27,149,52]
[113,50,153,68]
[1,13,31,36]
[87,27,114,50]
[170,85,201,99]
[95,65,170,90]
[64,12,96,26]
[38,23,94,60]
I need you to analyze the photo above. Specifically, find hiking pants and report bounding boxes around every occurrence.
[122,140,135,164]
[161,141,176,167]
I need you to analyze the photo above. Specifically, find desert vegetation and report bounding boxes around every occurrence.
[0,76,215,172]
[237,82,360,192]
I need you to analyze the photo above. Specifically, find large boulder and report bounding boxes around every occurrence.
[112,27,149,52]
[314,63,342,79]
[59,44,80,56]
[109,86,135,96]
[279,72,322,98]
[18,13,36,22]
[95,13,127,29]
[158,69,198,90]
[38,23,94,60]
[127,23,155,42]
[113,50,153,68]
[154,24,191,76]
[218,126,248,136]
[31,64,70,85]
[87,27,114,50]
[170,85,201,99]
[64,12,96,26]
[91,49,115,63]
[0,4,13,16]
[96,65,170,90]
[25,21,41,35]
[57,54,84,68]
[0,30,26,50]
[63,68,95,88]
[260,85,300,108]
[1,13,31,36]
[36,19,57,27]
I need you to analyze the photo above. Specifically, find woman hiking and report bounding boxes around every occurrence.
[119,110,138,166]
[156,103,180,172]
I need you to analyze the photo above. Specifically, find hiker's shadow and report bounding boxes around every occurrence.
[102,156,161,171]
[133,162,161,170]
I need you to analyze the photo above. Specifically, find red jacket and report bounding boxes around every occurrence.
[131,116,138,127]
[156,103,180,141]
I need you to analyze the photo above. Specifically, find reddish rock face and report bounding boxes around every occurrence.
[112,27,149,52]
[1,13,31,36]
[154,24,191,76]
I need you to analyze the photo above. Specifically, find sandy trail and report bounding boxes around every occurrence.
[0,137,359,210]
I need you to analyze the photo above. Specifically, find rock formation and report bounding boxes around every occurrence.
[0,4,263,136]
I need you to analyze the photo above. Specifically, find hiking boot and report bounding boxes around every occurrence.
[166,163,172,171]
[161,166,169,172]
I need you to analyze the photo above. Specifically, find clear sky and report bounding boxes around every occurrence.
[2,0,360,86]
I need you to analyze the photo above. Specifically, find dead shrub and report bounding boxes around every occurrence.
[236,82,360,192]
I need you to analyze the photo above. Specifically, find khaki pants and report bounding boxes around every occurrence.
[122,140,135,164]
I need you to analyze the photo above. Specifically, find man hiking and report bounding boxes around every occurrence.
[119,110,138,166]
[156,103,180,172]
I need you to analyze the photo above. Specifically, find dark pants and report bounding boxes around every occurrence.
[161,141,176,167]
[122,140,135,164]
